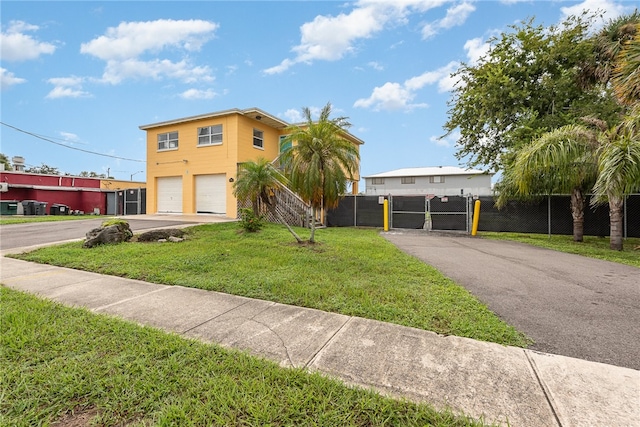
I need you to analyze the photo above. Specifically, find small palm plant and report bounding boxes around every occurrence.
[233,157,302,242]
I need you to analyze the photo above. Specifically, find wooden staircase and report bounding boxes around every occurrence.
[237,159,321,229]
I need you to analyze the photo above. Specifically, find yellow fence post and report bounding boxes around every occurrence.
[471,199,481,236]
[383,199,389,232]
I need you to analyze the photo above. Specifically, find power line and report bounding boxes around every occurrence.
[1,121,145,163]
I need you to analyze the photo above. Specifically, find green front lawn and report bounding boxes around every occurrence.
[478,232,640,268]
[11,222,529,347]
[0,287,487,427]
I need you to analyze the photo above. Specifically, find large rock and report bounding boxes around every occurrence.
[83,223,133,248]
[137,229,185,242]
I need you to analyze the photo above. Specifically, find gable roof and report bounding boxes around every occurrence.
[364,166,491,179]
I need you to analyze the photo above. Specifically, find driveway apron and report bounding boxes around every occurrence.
[383,231,640,370]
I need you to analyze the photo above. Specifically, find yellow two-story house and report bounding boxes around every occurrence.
[140,107,363,218]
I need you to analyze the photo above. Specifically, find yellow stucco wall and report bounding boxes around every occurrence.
[100,179,145,190]
[144,109,363,218]
[145,113,284,218]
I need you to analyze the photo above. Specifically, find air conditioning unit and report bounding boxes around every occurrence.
[0,182,8,192]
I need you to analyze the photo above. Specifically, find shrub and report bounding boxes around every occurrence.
[239,208,264,232]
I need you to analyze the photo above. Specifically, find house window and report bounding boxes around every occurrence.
[253,129,264,149]
[429,176,445,183]
[158,131,178,151]
[372,178,385,185]
[401,177,415,184]
[198,125,223,146]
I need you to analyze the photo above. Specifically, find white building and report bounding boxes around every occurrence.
[364,166,493,197]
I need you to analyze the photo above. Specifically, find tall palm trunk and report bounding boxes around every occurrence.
[608,195,624,250]
[309,206,317,243]
[570,188,585,242]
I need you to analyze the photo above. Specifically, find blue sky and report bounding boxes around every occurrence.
[1,0,635,184]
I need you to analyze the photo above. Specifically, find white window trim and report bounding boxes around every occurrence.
[371,178,385,185]
[253,128,264,149]
[197,125,223,147]
[157,131,179,151]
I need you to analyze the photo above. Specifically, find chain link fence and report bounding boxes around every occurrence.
[326,194,640,238]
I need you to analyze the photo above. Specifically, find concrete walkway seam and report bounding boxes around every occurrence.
[524,350,563,427]
[180,298,256,335]
[304,316,354,369]
[92,285,171,312]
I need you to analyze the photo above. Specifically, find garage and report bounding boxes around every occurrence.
[157,176,183,213]
[196,174,226,214]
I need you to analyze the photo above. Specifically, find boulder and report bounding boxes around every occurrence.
[84,223,133,248]
[137,229,185,242]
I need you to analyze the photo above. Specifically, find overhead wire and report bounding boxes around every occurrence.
[0,121,145,163]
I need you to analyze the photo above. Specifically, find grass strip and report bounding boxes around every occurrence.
[0,287,490,427]
[11,223,529,347]
[478,232,640,268]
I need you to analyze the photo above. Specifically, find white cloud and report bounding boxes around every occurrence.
[354,81,427,111]
[100,58,214,85]
[46,76,91,99]
[560,0,631,28]
[59,131,79,141]
[0,20,56,62]
[430,130,460,147]
[179,88,218,100]
[355,61,458,111]
[421,2,475,40]
[0,68,26,89]
[264,0,450,74]
[463,37,490,65]
[368,61,384,71]
[282,108,304,123]
[80,19,218,60]
[80,19,218,84]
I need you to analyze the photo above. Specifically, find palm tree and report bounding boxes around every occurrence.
[233,157,303,243]
[611,22,640,106]
[589,11,639,89]
[280,103,360,243]
[504,124,599,242]
[591,107,640,250]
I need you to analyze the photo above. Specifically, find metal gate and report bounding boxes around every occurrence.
[106,188,146,215]
[390,195,471,232]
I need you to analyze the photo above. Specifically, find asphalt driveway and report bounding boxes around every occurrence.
[383,230,640,370]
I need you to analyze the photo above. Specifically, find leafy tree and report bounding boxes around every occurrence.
[25,163,60,175]
[444,14,621,171]
[79,171,107,178]
[233,157,303,243]
[280,103,360,243]
[0,153,11,171]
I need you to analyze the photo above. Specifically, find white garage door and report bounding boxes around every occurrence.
[157,176,183,213]
[196,174,226,214]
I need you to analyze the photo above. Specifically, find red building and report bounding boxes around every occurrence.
[0,171,145,215]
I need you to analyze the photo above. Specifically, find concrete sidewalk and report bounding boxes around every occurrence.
[1,257,638,427]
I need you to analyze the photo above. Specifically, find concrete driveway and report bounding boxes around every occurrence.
[383,230,640,370]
